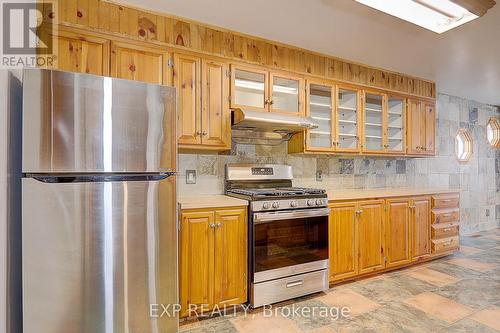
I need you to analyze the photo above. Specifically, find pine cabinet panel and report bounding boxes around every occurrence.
[201,59,231,148]
[180,211,215,317]
[175,54,202,145]
[180,207,247,318]
[52,29,110,75]
[329,203,358,281]
[357,200,385,274]
[110,41,169,85]
[412,197,431,260]
[214,209,247,306]
[385,199,411,268]
[407,99,435,156]
[424,103,436,155]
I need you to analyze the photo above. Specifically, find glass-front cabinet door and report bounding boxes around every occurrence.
[270,73,304,115]
[363,91,385,152]
[306,82,335,151]
[386,96,405,153]
[231,65,269,112]
[336,87,360,152]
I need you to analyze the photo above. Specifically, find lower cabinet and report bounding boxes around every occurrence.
[411,197,431,261]
[329,202,358,281]
[385,199,411,268]
[329,200,385,281]
[329,193,455,283]
[180,207,247,317]
[357,200,385,274]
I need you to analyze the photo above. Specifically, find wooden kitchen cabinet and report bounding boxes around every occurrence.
[357,200,386,274]
[385,199,411,268]
[329,202,358,281]
[411,197,431,260]
[180,210,215,317]
[176,54,231,150]
[230,64,304,115]
[407,99,435,155]
[110,41,170,85]
[329,200,385,281]
[201,59,231,148]
[180,207,247,317]
[49,28,110,75]
[175,54,202,146]
[214,209,247,306]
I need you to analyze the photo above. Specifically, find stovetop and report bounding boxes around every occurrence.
[226,187,326,200]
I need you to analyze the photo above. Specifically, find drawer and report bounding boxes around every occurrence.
[432,236,459,254]
[251,269,328,307]
[432,221,459,239]
[432,195,459,209]
[432,208,459,224]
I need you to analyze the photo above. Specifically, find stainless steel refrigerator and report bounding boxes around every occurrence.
[21,69,178,333]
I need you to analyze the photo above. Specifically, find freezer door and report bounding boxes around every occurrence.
[22,176,178,333]
[22,69,177,173]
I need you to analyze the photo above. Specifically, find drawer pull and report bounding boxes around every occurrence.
[442,199,451,203]
[443,213,452,217]
[443,228,452,232]
[286,280,304,288]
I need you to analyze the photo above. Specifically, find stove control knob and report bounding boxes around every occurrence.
[272,201,280,209]
[290,200,298,208]
[316,199,324,206]
[262,202,271,209]
[307,199,315,206]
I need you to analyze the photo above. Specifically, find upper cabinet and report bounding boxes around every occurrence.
[362,91,385,153]
[407,99,435,156]
[337,87,362,152]
[306,81,335,151]
[175,54,231,151]
[110,41,170,85]
[49,28,110,76]
[230,65,304,115]
[361,92,406,154]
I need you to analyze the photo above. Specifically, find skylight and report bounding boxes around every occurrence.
[355,0,479,33]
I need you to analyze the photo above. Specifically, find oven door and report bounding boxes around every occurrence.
[252,208,329,283]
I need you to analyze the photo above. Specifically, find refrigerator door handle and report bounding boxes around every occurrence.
[29,173,177,183]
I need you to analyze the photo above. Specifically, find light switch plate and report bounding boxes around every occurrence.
[186,170,196,184]
[316,170,323,182]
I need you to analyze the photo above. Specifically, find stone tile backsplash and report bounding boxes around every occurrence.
[178,93,500,234]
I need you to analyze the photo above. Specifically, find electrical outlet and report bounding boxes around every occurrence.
[186,170,196,184]
[316,170,323,182]
[486,209,490,217]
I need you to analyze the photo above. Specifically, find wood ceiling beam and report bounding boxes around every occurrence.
[450,0,496,16]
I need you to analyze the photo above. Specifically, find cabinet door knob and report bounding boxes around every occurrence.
[216,222,222,228]
[202,131,207,136]
[209,223,216,228]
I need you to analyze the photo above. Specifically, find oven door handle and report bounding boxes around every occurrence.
[253,208,331,224]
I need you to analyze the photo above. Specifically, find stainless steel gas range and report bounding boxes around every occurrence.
[225,164,329,307]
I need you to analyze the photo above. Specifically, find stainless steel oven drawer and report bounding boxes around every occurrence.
[251,269,329,307]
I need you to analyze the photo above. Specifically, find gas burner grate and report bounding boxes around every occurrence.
[227,187,326,198]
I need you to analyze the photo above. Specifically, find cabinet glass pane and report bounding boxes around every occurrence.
[364,93,383,151]
[308,84,332,148]
[337,89,358,150]
[234,69,265,109]
[272,76,299,113]
[387,97,404,151]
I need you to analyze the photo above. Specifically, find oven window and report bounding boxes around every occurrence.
[254,216,328,272]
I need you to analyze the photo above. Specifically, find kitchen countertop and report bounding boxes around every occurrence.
[178,195,248,210]
[327,188,459,201]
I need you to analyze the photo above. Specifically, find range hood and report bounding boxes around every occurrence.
[231,108,318,145]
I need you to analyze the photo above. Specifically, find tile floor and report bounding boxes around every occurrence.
[180,228,500,333]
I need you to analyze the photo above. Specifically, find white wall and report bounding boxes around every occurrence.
[1,69,8,333]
